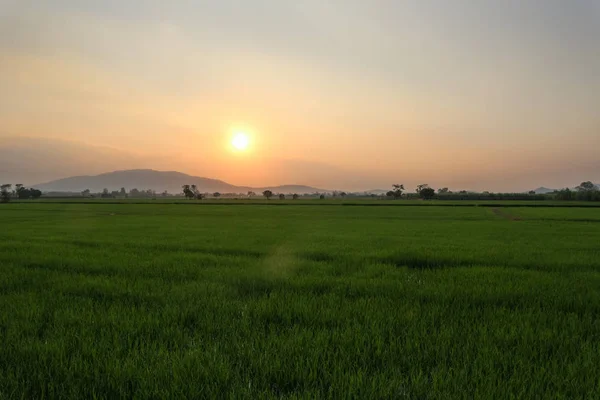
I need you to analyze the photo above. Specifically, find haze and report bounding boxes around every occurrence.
[1,0,599,191]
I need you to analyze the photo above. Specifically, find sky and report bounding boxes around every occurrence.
[1,0,599,191]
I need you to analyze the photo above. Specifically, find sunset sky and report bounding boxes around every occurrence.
[1,0,599,191]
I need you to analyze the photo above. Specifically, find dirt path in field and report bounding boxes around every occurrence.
[491,208,522,221]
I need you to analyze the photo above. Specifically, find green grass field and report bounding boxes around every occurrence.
[1,203,599,398]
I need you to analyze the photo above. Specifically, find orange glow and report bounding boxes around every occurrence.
[231,132,250,151]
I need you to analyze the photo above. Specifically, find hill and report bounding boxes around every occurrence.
[34,169,329,194]
[532,187,556,194]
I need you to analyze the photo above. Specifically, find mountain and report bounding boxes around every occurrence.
[532,187,556,194]
[34,169,329,194]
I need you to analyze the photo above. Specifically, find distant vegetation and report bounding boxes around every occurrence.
[380,181,600,202]
[0,184,42,202]
[3,180,599,203]
[262,190,273,200]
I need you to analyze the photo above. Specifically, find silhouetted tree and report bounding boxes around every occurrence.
[528,190,536,195]
[195,193,205,200]
[263,190,273,200]
[213,192,221,198]
[391,184,404,199]
[182,185,194,199]
[319,194,325,200]
[292,193,299,200]
[574,181,599,201]
[15,184,26,198]
[16,186,42,199]
[577,181,596,192]
[419,187,435,200]
[340,192,347,198]
[162,190,169,197]
[130,188,140,197]
[101,188,112,198]
[438,187,449,194]
[416,184,430,194]
[279,193,285,200]
[555,188,575,201]
[120,187,127,197]
[247,191,256,198]
[81,189,91,197]
[1,184,12,203]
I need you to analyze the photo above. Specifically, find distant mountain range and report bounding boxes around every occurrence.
[32,170,600,195]
[531,184,600,194]
[35,169,330,194]
[531,187,557,194]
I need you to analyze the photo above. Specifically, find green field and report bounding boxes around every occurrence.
[1,203,599,398]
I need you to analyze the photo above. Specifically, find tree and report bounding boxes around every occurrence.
[292,193,299,200]
[15,184,26,198]
[81,189,91,197]
[340,192,347,198]
[279,193,285,200]
[101,188,111,198]
[319,194,325,200]
[416,184,429,194]
[15,186,42,199]
[555,188,575,201]
[1,184,12,203]
[119,187,127,197]
[438,187,449,194]
[419,187,435,200]
[130,188,140,197]
[247,191,256,198]
[182,185,194,199]
[162,190,169,197]
[574,181,599,201]
[195,193,205,200]
[213,192,221,198]
[391,184,404,199]
[576,181,596,192]
[30,189,42,199]
[528,190,536,195]
[262,190,273,200]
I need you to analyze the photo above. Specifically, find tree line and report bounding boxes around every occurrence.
[176,181,599,202]
[384,181,599,201]
[0,184,42,203]
[3,181,596,203]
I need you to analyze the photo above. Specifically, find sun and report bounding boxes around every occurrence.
[231,132,250,151]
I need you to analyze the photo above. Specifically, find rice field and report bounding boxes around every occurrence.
[1,203,599,398]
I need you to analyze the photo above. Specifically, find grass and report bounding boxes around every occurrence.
[1,202,599,398]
